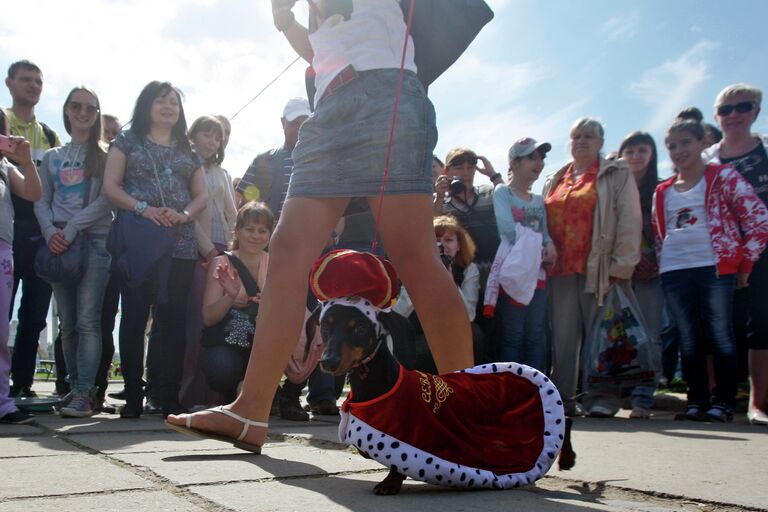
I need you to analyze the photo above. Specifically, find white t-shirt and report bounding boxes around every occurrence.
[310,0,417,101]
[660,178,716,273]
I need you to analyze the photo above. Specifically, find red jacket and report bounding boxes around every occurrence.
[652,164,768,275]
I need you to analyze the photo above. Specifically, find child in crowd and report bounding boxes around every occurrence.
[0,109,42,424]
[200,202,272,402]
[654,119,768,422]
[487,138,556,371]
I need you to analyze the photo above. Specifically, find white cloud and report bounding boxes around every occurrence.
[629,40,718,132]
[0,0,309,177]
[600,11,640,41]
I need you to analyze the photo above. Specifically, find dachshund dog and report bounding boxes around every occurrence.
[307,299,575,495]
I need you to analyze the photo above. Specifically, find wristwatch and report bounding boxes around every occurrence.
[182,209,191,221]
[134,201,148,215]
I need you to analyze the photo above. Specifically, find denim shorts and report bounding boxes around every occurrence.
[288,69,436,199]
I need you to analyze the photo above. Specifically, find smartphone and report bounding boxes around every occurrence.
[0,134,17,154]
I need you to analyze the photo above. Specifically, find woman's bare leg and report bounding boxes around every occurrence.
[367,195,473,373]
[749,349,768,415]
[167,197,350,442]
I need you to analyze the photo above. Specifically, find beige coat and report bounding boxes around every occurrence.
[543,158,641,304]
[195,165,238,258]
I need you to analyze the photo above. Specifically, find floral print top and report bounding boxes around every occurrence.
[545,161,599,277]
[113,130,202,259]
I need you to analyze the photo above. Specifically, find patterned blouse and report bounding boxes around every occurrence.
[545,161,599,277]
[113,130,202,259]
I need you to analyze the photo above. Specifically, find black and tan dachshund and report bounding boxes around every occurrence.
[307,303,575,495]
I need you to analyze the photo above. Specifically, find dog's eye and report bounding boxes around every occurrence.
[352,324,368,336]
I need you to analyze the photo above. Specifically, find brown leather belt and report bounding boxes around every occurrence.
[318,65,359,103]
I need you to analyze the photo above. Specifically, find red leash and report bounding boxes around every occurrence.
[370,0,416,253]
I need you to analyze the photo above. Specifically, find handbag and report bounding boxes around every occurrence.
[34,234,86,286]
[201,253,261,350]
[582,283,659,390]
[34,179,92,285]
[400,0,495,86]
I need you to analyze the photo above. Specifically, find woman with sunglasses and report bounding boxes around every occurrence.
[704,84,768,425]
[33,87,112,417]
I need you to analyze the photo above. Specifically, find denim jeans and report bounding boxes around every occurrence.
[661,266,737,410]
[497,288,548,373]
[630,278,664,409]
[51,236,111,395]
[201,345,248,402]
[9,226,52,391]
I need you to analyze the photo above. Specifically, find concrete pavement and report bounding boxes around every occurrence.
[1,382,766,512]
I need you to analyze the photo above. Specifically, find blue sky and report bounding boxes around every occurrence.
[2,0,767,193]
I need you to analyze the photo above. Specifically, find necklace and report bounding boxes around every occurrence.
[144,138,174,177]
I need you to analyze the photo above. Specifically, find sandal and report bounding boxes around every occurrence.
[165,406,267,453]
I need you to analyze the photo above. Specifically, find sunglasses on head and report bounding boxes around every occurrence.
[716,101,755,116]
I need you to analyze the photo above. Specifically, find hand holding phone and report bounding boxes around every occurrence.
[0,134,18,154]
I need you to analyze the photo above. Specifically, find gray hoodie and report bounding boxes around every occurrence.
[34,142,113,243]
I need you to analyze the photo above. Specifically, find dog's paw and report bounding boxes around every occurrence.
[373,470,406,495]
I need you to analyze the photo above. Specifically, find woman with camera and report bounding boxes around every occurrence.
[393,215,483,371]
[434,148,503,269]
[543,117,641,417]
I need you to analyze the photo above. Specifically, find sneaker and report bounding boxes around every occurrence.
[705,405,733,423]
[587,405,615,418]
[309,399,340,416]
[629,406,651,419]
[60,394,94,418]
[9,386,38,399]
[675,405,708,421]
[279,399,310,421]
[0,410,35,425]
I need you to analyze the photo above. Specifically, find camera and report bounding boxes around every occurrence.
[437,242,453,270]
[448,177,466,196]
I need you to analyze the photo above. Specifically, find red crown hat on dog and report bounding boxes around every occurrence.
[310,249,399,309]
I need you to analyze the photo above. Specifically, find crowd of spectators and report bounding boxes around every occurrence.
[1,55,767,430]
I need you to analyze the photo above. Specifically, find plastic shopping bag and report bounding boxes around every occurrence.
[582,284,658,389]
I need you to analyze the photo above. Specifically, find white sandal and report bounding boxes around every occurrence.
[165,406,267,453]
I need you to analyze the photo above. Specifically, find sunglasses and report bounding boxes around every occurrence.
[68,101,99,116]
[716,101,755,117]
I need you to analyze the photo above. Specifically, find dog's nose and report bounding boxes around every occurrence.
[320,352,341,373]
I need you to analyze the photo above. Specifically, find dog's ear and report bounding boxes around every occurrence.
[304,305,322,362]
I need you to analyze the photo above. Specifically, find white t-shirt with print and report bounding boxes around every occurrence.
[660,177,716,273]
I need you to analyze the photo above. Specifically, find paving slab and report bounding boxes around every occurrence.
[0,453,152,499]
[33,413,169,434]
[0,490,206,512]
[0,435,81,457]
[71,430,234,454]
[112,443,381,486]
[0,424,45,437]
[189,472,696,512]
[549,417,768,509]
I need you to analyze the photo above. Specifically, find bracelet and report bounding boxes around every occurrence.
[490,172,503,182]
[274,9,295,32]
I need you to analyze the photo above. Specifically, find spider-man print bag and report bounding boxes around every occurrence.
[582,284,658,390]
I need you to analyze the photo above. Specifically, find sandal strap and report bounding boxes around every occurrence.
[214,406,268,442]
